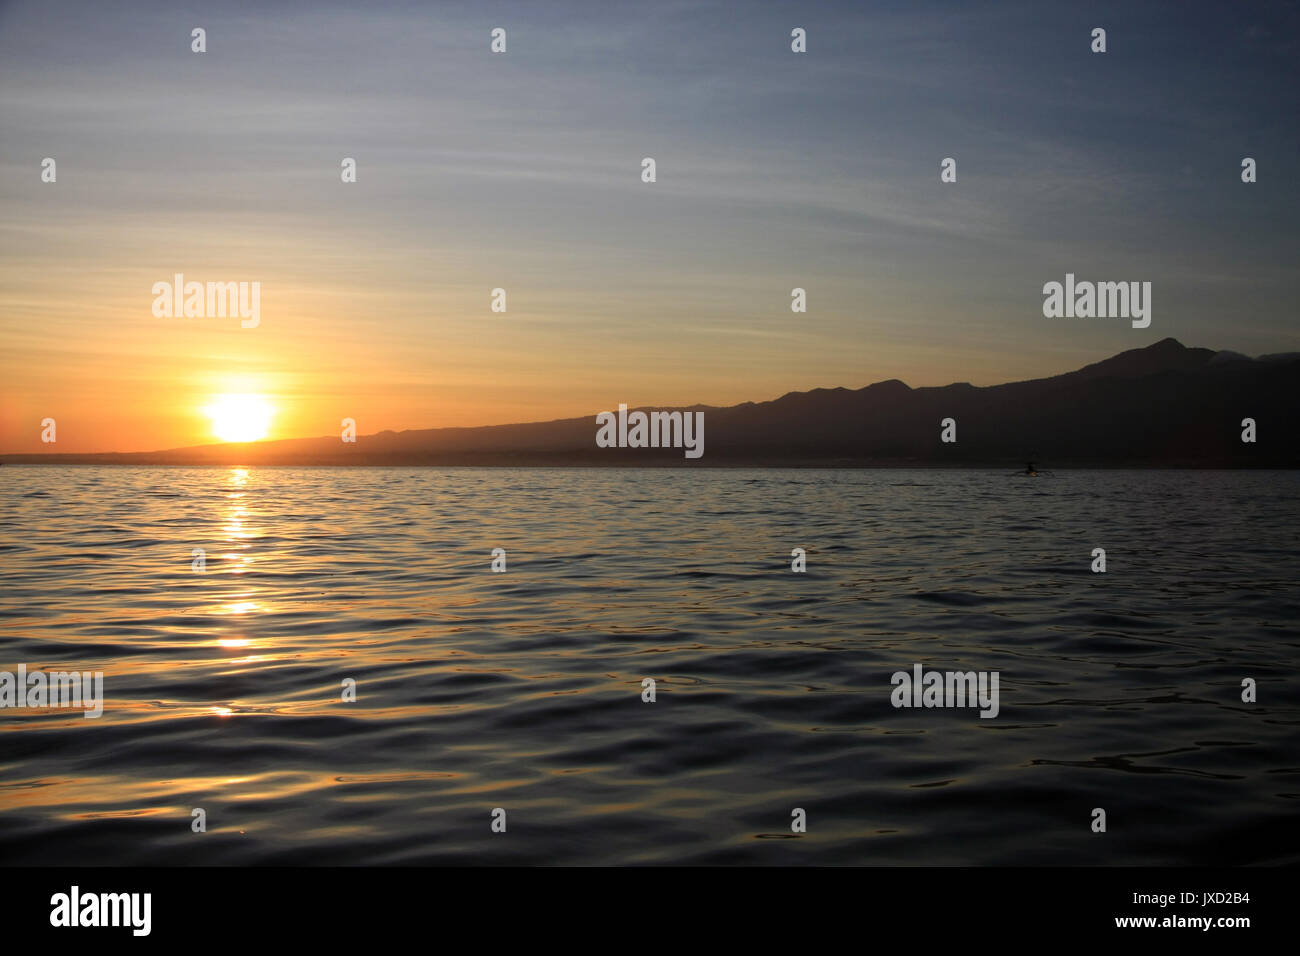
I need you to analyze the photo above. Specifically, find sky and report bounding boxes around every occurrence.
[1,0,1297,453]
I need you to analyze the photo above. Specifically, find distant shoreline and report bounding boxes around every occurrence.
[2,459,1295,470]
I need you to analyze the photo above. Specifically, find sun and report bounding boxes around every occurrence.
[204,394,274,443]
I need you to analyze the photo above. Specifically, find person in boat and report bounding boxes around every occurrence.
[1024,461,1037,475]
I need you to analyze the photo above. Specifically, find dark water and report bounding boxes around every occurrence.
[1,466,1297,865]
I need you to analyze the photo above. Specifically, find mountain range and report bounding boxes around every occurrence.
[5,338,1297,467]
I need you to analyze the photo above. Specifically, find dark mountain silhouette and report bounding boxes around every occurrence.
[5,338,1296,467]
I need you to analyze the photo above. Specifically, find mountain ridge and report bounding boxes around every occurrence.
[5,338,1296,467]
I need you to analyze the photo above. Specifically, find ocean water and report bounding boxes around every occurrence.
[0,465,1296,866]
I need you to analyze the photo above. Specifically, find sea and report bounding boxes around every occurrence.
[1,466,1297,865]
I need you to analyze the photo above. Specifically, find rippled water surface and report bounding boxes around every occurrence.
[1,466,1297,865]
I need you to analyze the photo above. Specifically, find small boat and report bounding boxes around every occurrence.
[1010,461,1052,477]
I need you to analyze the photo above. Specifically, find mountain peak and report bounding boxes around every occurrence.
[1067,337,1213,382]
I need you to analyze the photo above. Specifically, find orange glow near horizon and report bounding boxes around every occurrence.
[0,274,1143,456]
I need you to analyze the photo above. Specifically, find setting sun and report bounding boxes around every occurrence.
[204,394,274,443]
